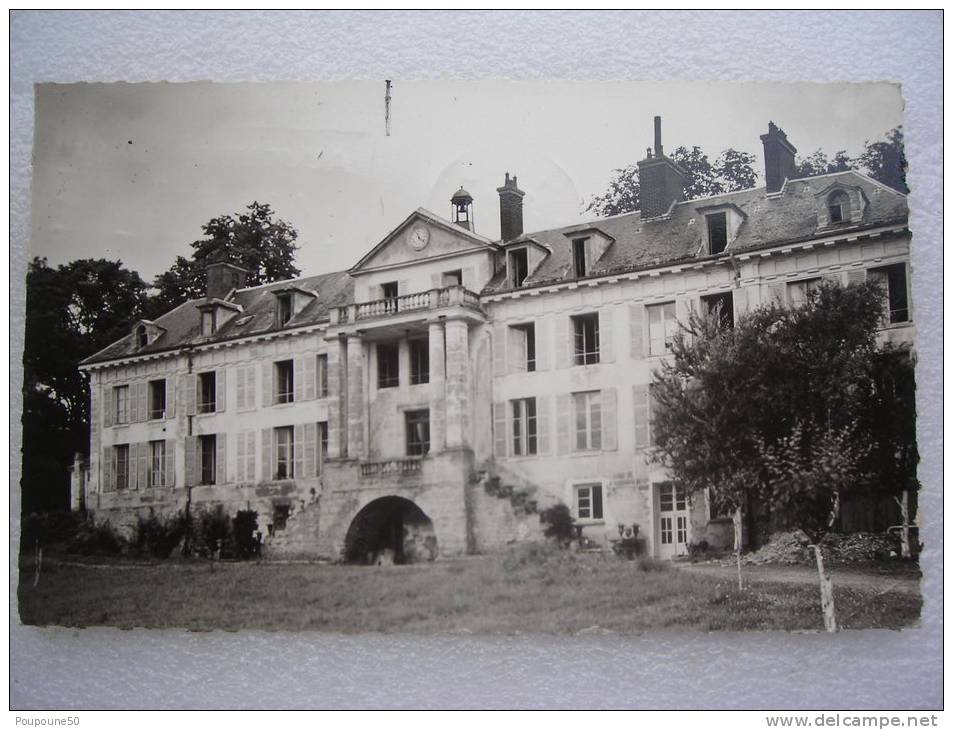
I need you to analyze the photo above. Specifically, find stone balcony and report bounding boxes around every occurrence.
[359,458,424,478]
[329,285,484,328]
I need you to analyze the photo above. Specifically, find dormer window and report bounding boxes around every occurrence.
[277,293,293,326]
[135,325,148,349]
[201,311,215,337]
[508,248,529,288]
[828,190,850,224]
[572,238,588,278]
[706,212,728,254]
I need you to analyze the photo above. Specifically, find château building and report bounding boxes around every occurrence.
[75,119,914,561]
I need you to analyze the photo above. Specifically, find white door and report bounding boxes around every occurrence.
[657,483,689,559]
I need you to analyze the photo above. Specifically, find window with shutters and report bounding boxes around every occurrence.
[409,338,429,385]
[275,426,294,479]
[786,277,822,308]
[701,291,734,329]
[572,313,600,365]
[317,421,328,473]
[150,440,166,487]
[198,372,216,413]
[113,385,130,425]
[199,435,216,485]
[277,294,293,326]
[511,397,538,456]
[646,302,677,356]
[508,248,529,288]
[706,212,728,254]
[377,342,400,388]
[572,391,602,451]
[575,483,604,521]
[317,354,329,398]
[509,323,536,372]
[148,379,166,419]
[572,238,588,278]
[114,444,130,490]
[869,263,910,324]
[275,360,294,403]
[405,409,430,456]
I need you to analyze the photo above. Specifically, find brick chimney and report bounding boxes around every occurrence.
[760,121,798,194]
[636,116,687,219]
[206,260,248,300]
[496,172,525,242]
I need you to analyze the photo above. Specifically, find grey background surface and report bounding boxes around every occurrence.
[9,10,943,710]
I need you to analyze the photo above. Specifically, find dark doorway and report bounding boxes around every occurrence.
[343,496,437,565]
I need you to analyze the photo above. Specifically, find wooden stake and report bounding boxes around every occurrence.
[812,544,838,632]
[33,539,42,588]
[733,506,743,590]
[894,490,912,559]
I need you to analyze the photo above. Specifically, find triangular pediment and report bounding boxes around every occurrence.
[350,208,500,273]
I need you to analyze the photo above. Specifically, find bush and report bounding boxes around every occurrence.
[133,509,188,559]
[232,510,260,559]
[539,504,575,546]
[194,505,232,558]
[21,511,86,549]
[68,517,126,556]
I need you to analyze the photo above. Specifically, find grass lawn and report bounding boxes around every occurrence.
[17,546,921,634]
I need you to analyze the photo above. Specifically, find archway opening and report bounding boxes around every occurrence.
[344,496,437,565]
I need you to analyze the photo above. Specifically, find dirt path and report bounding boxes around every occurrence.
[674,562,922,595]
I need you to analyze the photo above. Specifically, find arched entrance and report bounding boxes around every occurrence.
[344,496,438,564]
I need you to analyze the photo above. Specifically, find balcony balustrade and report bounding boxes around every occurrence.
[359,458,423,478]
[330,285,483,325]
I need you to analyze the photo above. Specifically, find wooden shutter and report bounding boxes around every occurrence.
[245,365,257,409]
[102,446,113,491]
[601,387,618,451]
[262,363,273,407]
[215,434,226,485]
[676,297,693,344]
[102,388,113,428]
[732,288,747,323]
[535,316,551,371]
[165,440,175,487]
[633,385,650,449]
[245,431,256,483]
[236,367,246,411]
[184,374,197,416]
[293,357,305,402]
[557,315,572,368]
[303,422,317,477]
[293,424,305,479]
[398,279,408,301]
[492,325,506,377]
[629,304,645,359]
[535,395,550,455]
[215,370,226,413]
[767,283,785,306]
[556,394,572,455]
[822,272,842,285]
[599,308,615,363]
[137,382,148,422]
[493,402,507,458]
[303,355,317,401]
[508,326,526,373]
[128,384,138,423]
[184,435,197,487]
[847,269,867,285]
[165,377,175,419]
[463,267,474,289]
[137,442,148,489]
[261,428,273,480]
[236,431,247,481]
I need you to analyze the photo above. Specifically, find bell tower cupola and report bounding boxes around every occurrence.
[451,187,474,231]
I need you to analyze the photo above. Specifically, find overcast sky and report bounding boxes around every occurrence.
[30,80,903,282]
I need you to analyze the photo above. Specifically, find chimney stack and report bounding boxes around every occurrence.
[760,121,798,194]
[206,260,248,300]
[637,116,687,219]
[496,172,525,242]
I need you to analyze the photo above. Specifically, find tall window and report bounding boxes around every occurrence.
[275,426,294,479]
[869,263,910,324]
[381,281,399,312]
[510,323,536,372]
[317,354,329,398]
[646,302,677,356]
[572,238,588,277]
[405,409,431,456]
[377,342,400,388]
[113,385,129,424]
[701,292,734,329]
[828,190,850,223]
[511,397,538,456]
[707,212,728,254]
[508,248,528,288]
[787,277,822,307]
[318,421,329,472]
[199,435,216,485]
[277,294,293,326]
[573,391,602,451]
[114,444,130,490]
[572,313,600,365]
[150,440,166,487]
[575,484,604,520]
[409,338,430,385]
[198,372,216,413]
[275,360,294,403]
[442,270,463,287]
[148,379,166,419]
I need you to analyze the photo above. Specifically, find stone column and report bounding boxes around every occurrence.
[428,320,447,453]
[444,318,471,449]
[346,334,367,460]
[325,335,347,459]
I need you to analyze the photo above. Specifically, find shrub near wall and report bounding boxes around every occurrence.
[133,509,189,559]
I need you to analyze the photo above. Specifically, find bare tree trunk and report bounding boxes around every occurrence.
[733,506,743,590]
[33,539,42,588]
[812,544,838,632]
[894,490,911,559]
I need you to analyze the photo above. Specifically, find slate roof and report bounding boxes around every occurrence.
[482,170,908,294]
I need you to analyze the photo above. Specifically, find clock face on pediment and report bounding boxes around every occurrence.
[408,225,430,251]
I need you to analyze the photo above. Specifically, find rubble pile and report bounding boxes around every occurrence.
[742,531,899,565]
[744,531,811,565]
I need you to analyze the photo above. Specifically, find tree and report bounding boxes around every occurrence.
[651,281,894,623]
[22,258,151,514]
[152,202,301,311]
[586,164,640,218]
[713,148,758,191]
[795,149,853,178]
[858,127,909,193]
[672,146,721,199]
